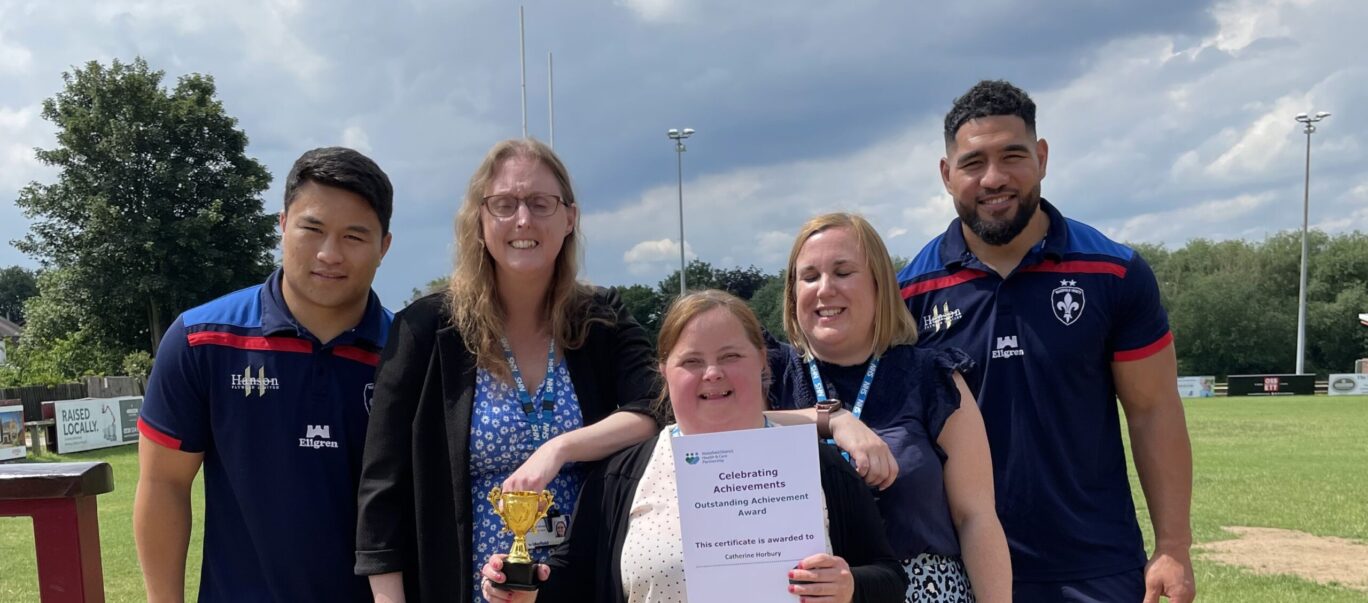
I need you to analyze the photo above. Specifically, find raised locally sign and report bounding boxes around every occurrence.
[53,397,142,454]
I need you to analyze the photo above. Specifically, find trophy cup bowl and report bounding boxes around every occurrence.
[488,487,555,591]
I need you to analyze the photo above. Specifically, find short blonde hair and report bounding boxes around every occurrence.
[781,212,918,359]
[653,289,770,421]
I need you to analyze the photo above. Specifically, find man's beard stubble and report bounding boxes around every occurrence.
[958,188,1041,246]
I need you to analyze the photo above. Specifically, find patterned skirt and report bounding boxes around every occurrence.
[903,553,974,603]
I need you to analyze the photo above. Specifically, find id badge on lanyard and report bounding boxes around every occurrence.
[524,508,568,548]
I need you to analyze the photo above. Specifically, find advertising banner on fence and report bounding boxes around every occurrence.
[54,396,142,454]
[1327,374,1368,396]
[0,404,25,461]
[1177,376,1216,398]
[1226,374,1316,397]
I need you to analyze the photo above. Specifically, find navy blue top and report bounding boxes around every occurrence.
[897,200,1171,582]
[139,269,391,602]
[769,343,971,560]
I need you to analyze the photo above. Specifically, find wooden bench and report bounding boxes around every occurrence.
[25,419,56,453]
[0,461,114,602]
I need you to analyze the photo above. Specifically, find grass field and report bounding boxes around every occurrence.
[0,444,205,602]
[2,395,1366,601]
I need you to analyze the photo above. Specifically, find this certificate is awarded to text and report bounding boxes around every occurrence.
[672,424,825,602]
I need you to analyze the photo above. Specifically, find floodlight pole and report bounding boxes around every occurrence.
[667,128,694,295]
[519,6,527,138]
[1294,111,1330,375]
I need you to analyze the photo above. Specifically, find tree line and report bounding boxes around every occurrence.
[606,238,1368,380]
[2,57,1365,386]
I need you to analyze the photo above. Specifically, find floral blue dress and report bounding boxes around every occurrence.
[469,360,585,601]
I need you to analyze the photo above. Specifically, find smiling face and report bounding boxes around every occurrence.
[278,181,391,324]
[792,226,877,366]
[662,306,767,435]
[481,155,576,283]
[941,114,1049,246]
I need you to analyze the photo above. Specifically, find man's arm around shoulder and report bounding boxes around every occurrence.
[134,438,203,603]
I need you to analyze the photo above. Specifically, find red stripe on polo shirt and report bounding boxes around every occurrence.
[1114,331,1173,362]
[138,417,183,450]
[1021,260,1127,278]
[901,270,989,299]
[186,331,313,353]
[333,345,380,367]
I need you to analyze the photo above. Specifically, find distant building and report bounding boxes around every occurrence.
[0,317,21,366]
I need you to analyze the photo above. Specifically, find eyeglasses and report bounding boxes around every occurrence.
[481,193,569,218]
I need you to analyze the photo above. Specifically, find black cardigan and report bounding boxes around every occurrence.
[540,432,910,603]
[354,288,661,602]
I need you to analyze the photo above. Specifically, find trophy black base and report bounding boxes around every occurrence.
[495,561,543,592]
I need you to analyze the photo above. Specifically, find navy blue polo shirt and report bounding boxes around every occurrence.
[897,200,1171,582]
[138,269,390,602]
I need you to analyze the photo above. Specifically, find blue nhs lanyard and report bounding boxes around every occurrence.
[500,337,558,444]
[806,355,879,455]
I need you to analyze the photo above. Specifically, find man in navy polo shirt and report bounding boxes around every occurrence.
[134,147,394,602]
[898,81,1195,602]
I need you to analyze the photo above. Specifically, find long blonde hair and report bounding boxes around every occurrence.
[447,138,604,380]
[781,212,918,359]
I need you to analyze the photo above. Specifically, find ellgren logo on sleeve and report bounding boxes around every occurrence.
[299,424,339,449]
[230,366,280,397]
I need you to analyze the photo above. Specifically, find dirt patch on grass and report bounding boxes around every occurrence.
[1196,527,1368,592]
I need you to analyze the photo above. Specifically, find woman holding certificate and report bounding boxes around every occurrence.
[769,213,1011,603]
[481,290,908,603]
[355,139,661,602]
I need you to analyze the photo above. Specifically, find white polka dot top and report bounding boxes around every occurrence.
[620,430,688,603]
[619,427,833,602]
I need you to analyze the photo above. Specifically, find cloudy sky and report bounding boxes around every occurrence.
[1,0,1363,307]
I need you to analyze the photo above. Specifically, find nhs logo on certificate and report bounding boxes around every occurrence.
[672,424,825,602]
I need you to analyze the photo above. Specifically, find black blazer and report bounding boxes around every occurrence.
[354,288,660,602]
[540,432,910,603]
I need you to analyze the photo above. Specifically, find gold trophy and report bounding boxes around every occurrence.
[488,487,555,591]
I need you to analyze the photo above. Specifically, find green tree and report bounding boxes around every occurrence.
[712,265,770,300]
[407,276,450,306]
[14,57,276,355]
[747,273,787,342]
[0,266,38,324]
[656,259,722,298]
[1306,231,1368,372]
[613,284,665,342]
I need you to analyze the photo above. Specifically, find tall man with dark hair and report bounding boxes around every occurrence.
[898,81,1195,602]
[135,147,395,602]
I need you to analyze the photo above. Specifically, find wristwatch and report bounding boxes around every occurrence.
[815,400,842,439]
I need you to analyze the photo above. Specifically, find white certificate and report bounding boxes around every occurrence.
[672,424,825,602]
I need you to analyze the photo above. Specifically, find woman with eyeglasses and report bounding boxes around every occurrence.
[355,139,661,602]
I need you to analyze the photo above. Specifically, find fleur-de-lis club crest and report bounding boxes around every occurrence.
[1051,279,1085,326]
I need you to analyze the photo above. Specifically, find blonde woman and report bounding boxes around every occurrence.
[772,213,1011,603]
[355,139,660,602]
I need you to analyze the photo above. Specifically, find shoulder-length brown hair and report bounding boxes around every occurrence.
[652,289,770,421]
[781,212,918,359]
[447,138,604,379]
